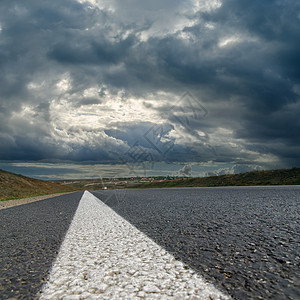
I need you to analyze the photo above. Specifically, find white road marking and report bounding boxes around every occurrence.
[39,191,230,299]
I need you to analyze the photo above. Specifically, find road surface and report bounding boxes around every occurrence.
[0,192,83,299]
[91,186,300,299]
[0,186,299,299]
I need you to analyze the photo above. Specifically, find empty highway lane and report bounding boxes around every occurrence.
[1,186,299,299]
[92,186,300,299]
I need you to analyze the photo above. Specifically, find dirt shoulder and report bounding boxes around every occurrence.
[0,192,76,210]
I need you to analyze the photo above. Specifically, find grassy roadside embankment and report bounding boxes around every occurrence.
[0,169,79,201]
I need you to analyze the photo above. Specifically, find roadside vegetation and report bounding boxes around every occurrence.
[0,169,78,201]
[130,168,300,189]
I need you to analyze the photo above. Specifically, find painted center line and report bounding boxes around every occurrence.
[39,191,230,299]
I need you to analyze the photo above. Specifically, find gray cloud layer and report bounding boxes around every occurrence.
[0,0,299,170]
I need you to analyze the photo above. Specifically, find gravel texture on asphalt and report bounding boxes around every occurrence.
[0,191,83,300]
[91,186,300,300]
[40,191,229,300]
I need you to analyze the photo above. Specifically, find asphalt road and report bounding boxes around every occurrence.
[0,191,83,300]
[1,187,299,299]
[92,186,300,299]
[39,191,229,299]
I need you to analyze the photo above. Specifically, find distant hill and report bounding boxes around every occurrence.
[2,167,299,201]
[0,169,78,201]
[131,168,300,189]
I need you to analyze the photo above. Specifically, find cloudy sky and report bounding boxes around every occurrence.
[0,0,299,179]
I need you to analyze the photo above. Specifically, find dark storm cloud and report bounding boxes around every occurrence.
[0,0,299,168]
[203,0,300,166]
[0,132,122,162]
[48,34,137,66]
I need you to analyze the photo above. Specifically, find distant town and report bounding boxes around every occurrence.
[55,176,178,190]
